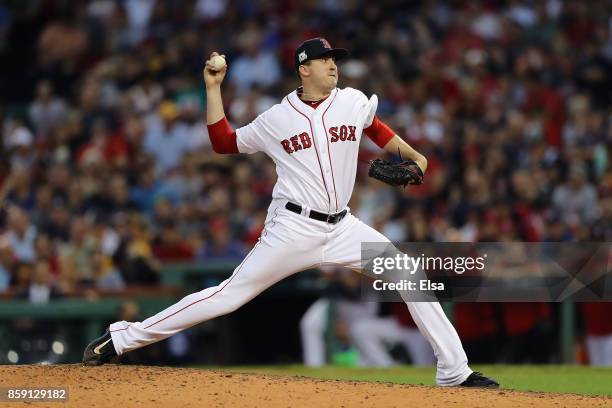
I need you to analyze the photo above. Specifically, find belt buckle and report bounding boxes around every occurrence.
[329,213,340,224]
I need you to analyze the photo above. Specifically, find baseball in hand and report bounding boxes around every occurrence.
[209,55,226,71]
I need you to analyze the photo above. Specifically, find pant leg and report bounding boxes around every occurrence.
[586,336,604,366]
[300,298,330,367]
[110,210,323,355]
[586,335,612,366]
[399,327,436,366]
[351,316,435,367]
[324,214,472,385]
[350,317,403,367]
[604,335,612,366]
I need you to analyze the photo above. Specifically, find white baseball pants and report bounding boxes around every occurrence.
[586,334,612,366]
[300,298,331,367]
[109,199,472,385]
[350,317,436,367]
[300,298,379,367]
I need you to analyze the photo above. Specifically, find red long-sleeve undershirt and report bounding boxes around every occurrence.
[363,116,395,148]
[206,115,395,155]
[207,116,239,154]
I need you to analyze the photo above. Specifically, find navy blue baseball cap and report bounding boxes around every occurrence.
[294,37,349,71]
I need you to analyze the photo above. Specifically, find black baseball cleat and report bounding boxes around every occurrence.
[460,372,500,388]
[82,330,117,366]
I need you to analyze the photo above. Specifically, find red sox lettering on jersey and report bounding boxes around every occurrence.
[281,125,356,154]
[329,125,356,142]
[280,132,312,154]
[236,87,378,214]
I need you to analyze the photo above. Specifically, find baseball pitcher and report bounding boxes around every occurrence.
[83,38,498,388]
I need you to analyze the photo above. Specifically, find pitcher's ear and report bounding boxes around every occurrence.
[298,64,310,78]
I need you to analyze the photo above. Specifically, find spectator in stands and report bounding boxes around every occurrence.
[91,249,125,290]
[46,163,71,203]
[542,212,573,242]
[197,218,246,261]
[167,152,204,203]
[131,162,176,215]
[3,169,35,210]
[91,214,121,257]
[58,216,96,283]
[228,26,281,94]
[43,200,72,242]
[3,206,37,263]
[89,173,139,216]
[33,233,61,279]
[125,74,164,115]
[16,260,62,303]
[112,215,159,285]
[76,119,113,166]
[552,164,600,226]
[0,238,13,291]
[152,219,195,262]
[11,262,34,294]
[3,120,36,171]
[143,101,192,175]
[56,256,80,294]
[30,183,54,229]
[593,172,612,240]
[28,80,67,139]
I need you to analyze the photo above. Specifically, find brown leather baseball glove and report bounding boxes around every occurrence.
[368,158,424,187]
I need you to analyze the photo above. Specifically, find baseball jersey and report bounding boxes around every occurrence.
[236,87,378,214]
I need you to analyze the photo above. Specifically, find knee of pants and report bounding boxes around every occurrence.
[223,301,242,315]
[210,287,257,315]
[300,311,326,335]
[224,292,259,314]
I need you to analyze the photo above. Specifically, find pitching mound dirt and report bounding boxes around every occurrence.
[0,365,609,407]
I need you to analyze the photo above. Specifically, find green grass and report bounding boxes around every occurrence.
[200,365,612,396]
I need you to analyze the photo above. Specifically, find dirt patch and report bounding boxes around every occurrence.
[0,365,609,408]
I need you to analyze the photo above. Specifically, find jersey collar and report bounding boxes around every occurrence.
[287,87,338,116]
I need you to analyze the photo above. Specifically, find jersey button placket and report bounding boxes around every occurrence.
[307,112,328,213]
[312,114,331,189]
[314,110,336,213]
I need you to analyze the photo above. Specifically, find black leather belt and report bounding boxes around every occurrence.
[285,202,347,224]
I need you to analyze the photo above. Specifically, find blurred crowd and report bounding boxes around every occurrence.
[0,0,610,363]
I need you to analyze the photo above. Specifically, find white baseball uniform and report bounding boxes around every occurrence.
[109,87,473,385]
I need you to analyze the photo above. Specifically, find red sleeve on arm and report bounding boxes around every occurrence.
[207,117,239,154]
[363,116,395,148]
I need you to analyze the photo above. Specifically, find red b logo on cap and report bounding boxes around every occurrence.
[320,38,331,49]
